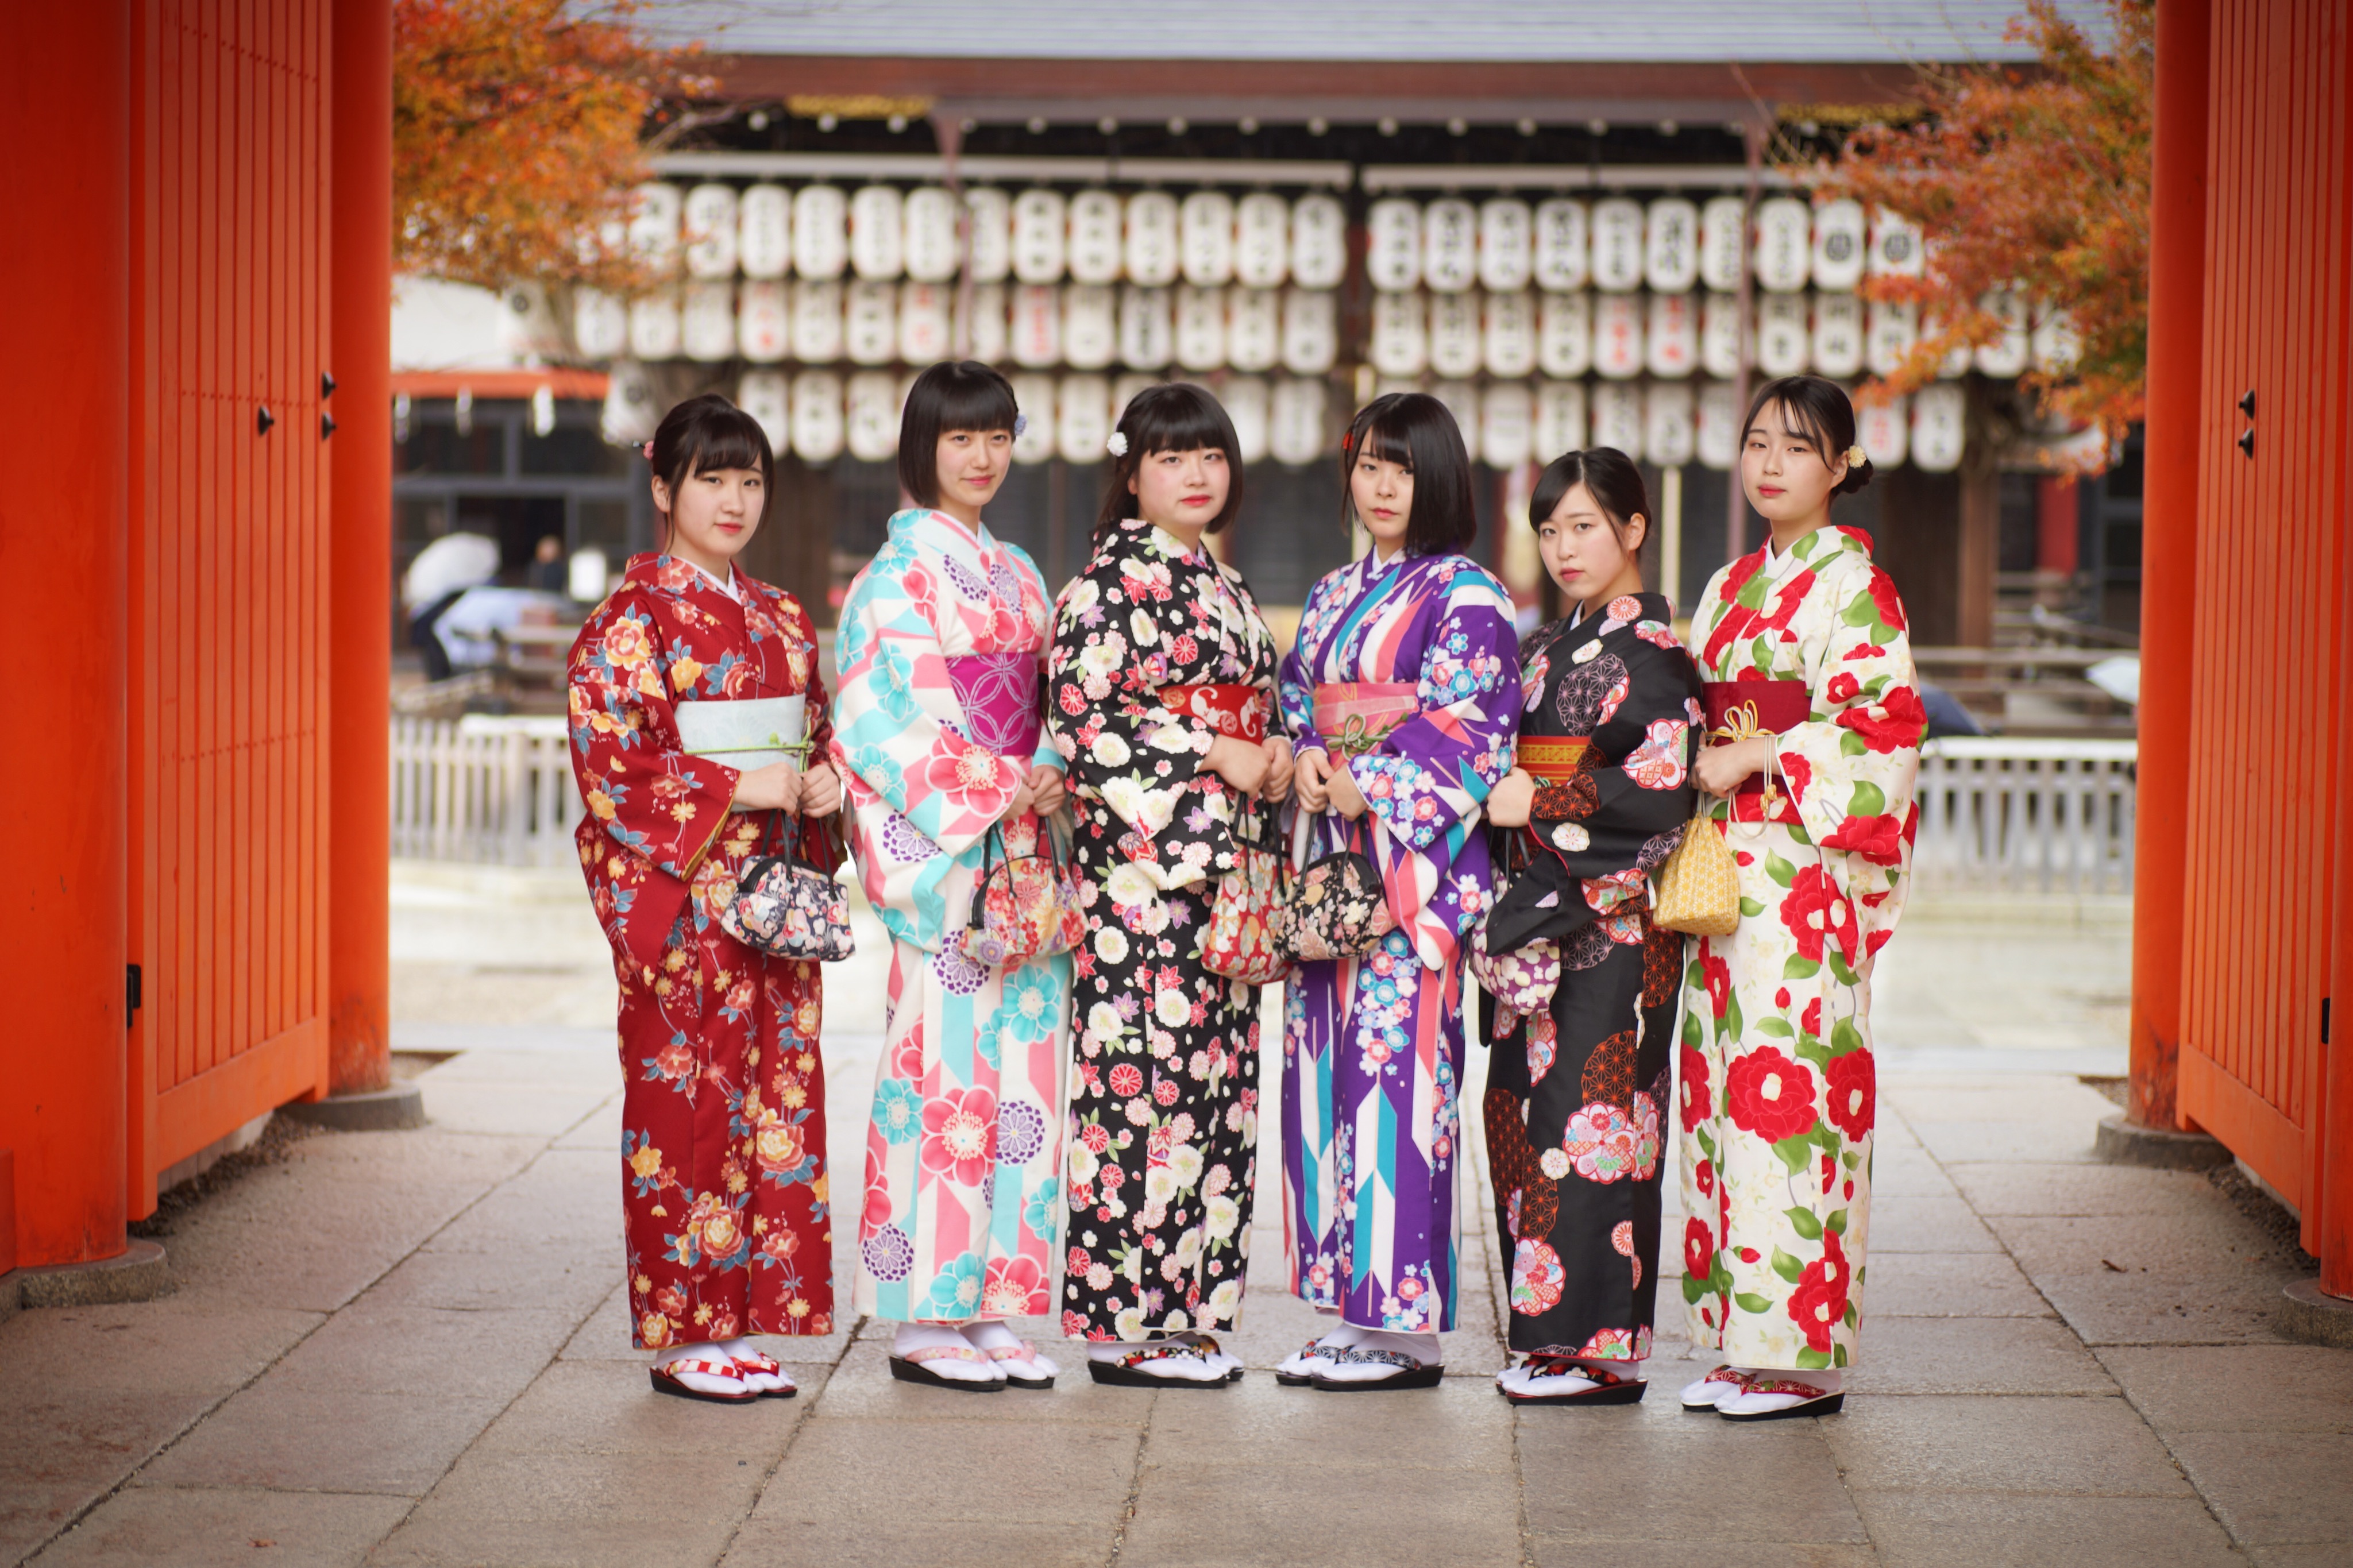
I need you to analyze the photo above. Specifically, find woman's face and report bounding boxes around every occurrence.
[1351,448,1414,555]
[934,427,1013,520]
[653,462,763,566]
[1128,445,1229,537]
[1741,400,1849,525]
[1537,481,1644,602]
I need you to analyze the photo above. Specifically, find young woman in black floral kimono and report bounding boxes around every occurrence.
[1480,447,1703,1405]
[1046,383,1294,1387]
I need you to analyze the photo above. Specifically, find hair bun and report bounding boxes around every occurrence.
[1838,456,1876,496]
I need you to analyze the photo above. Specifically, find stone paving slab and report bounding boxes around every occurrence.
[1846,1492,2246,1567]
[30,1487,411,1568]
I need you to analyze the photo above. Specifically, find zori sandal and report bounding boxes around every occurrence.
[649,1357,759,1404]
[1307,1346,1445,1391]
[1502,1355,1647,1406]
[1276,1337,1337,1387]
[1680,1365,1755,1410]
[1085,1342,1229,1388]
[888,1344,1005,1392]
[730,1347,797,1399]
[1718,1376,1844,1422]
[1177,1332,1246,1382]
[981,1339,1056,1391]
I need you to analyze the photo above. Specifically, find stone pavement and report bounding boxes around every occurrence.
[4,880,2347,1567]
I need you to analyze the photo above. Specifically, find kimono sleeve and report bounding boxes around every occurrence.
[1276,573,1337,756]
[1346,563,1520,852]
[828,551,1024,856]
[566,594,739,889]
[1777,559,1926,880]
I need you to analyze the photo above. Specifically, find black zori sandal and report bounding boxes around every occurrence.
[1503,1355,1647,1406]
[887,1345,1005,1392]
[1307,1345,1445,1391]
[1086,1341,1230,1388]
[649,1357,759,1404]
[1719,1376,1845,1422]
[1275,1337,1334,1387]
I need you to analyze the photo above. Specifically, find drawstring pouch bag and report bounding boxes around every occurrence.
[1279,810,1397,963]
[722,816,856,962]
[1202,802,1291,985]
[959,819,1085,969]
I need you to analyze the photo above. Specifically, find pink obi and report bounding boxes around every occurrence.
[946,652,1043,758]
[1311,681,1418,758]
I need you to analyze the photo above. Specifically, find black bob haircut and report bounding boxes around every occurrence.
[1529,447,1652,553]
[1093,382,1247,545]
[1742,374,1874,497]
[649,393,774,539]
[1341,392,1479,557]
[898,360,1021,506]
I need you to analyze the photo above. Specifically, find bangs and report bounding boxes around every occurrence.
[1128,386,1238,462]
[931,371,1020,435]
[681,405,772,477]
[1357,412,1419,470]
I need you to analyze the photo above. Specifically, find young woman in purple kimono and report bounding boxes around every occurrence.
[1274,393,1521,1390]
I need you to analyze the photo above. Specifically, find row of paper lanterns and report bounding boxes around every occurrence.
[634,366,1963,474]
[627,181,1918,296]
[578,276,2070,385]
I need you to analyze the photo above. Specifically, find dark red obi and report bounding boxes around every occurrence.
[1702,678,1810,797]
[1160,683,1268,743]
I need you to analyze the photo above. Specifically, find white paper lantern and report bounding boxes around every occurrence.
[1011,373,1058,464]
[1483,290,1537,379]
[846,370,900,462]
[1478,199,1534,293]
[1367,199,1424,292]
[1175,285,1227,371]
[1538,291,1591,379]
[2031,304,2081,374]
[738,280,789,362]
[1927,313,1973,378]
[1590,381,1644,458]
[682,281,736,361]
[736,186,790,281]
[501,281,565,362]
[1866,300,1919,377]
[1645,381,1696,467]
[1868,208,1925,277]
[628,287,681,360]
[1533,199,1589,292]
[965,188,1012,283]
[1911,381,1965,472]
[1010,284,1061,368]
[1058,373,1112,463]
[844,280,896,365]
[1644,198,1700,294]
[1291,194,1348,289]
[1700,195,1747,293]
[1271,377,1329,466]
[1695,380,1741,470]
[1701,291,1743,379]
[901,187,959,283]
[1235,193,1291,289]
[1370,291,1426,377]
[1974,290,2030,376]
[739,370,789,451]
[1423,198,1478,293]
[1857,395,1909,468]
[1592,292,1644,379]
[1590,199,1645,292]
[1067,191,1123,285]
[1811,199,1867,292]
[899,281,952,363]
[1480,380,1534,468]
[792,280,843,364]
[1756,292,1811,376]
[1063,283,1117,370]
[682,184,740,280]
[793,186,848,281]
[1753,196,1812,293]
[961,282,1009,364]
[1227,287,1280,373]
[1124,192,1181,287]
[1534,381,1587,462]
[1646,291,1699,378]
[574,289,628,360]
[1429,291,1482,377]
[628,183,683,276]
[1224,376,1270,464]
[1180,191,1235,286]
[789,369,844,463]
[848,186,904,281]
[1120,285,1174,370]
[1282,288,1338,376]
[1812,292,1865,379]
[1012,189,1067,285]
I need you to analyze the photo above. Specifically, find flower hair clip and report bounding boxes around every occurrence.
[1013,414,1028,438]
[1844,444,1867,466]
[1106,430,1129,457]
[641,439,655,461]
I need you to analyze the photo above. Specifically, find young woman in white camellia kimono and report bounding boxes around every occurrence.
[1677,375,1925,1422]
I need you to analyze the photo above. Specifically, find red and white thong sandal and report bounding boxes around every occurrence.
[730,1347,797,1399]
[1680,1364,1756,1410]
[650,1357,758,1404]
[1718,1375,1845,1422]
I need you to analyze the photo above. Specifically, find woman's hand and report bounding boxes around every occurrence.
[1694,736,1772,798]
[1294,748,1332,812]
[1260,736,1295,804]
[1486,768,1536,828]
[1326,761,1368,820]
[1025,764,1067,818]
[799,763,841,818]
[733,760,803,814]
[1205,734,1271,796]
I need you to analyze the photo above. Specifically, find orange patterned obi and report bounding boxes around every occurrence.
[1311,681,1418,757]
[1517,735,1591,782]
[1702,679,1810,797]
[1160,683,1268,743]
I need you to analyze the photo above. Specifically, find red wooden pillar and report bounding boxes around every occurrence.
[2129,0,2211,1133]
[327,0,395,1095]
[0,0,133,1265]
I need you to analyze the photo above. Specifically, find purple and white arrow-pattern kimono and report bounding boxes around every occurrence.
[1274,548,1519,1332]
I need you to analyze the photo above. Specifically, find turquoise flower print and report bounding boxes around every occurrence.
[1024,1177,1062,1239]
[874,644,920,721]
[874,1079,924,1144]
[846,744,903,796]
[1001,970,1056,1043]
[926,1252,986,1318]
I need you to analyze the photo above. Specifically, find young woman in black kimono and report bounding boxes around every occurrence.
[1479,447,1703,1405]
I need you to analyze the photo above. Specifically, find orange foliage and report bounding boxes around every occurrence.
[394,0,715,290]
[1796,0,2153,442]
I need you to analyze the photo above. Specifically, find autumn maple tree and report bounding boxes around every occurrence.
[1796,0,2153,441]
[394,0,714,290]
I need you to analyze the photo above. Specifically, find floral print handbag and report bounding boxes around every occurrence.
[1468,833,1560,1029]
[722,818,857,962]
[958,820,1086,969]
[1279,810,1398,963]
[1201,803,1291,985]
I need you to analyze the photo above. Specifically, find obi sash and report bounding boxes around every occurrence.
[1311,681,1418,758]
[946,651,1043,759]
[674,695,809,812]
[1518,735,1590,782]
[1702,678,1810,797]
[1161,683,1268,743]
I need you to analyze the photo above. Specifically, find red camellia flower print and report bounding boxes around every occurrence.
[1780,863,1859,964]
[1825,1048,1876,1140]
[1787,1228,1851,1353]
[1684,1215,1714,1280]
[1678,1042,1711,1131]
[1835,684,1927,755]
[1702,947,1732,1019]
[1823,811,1905,866]
[1865,568,1907,632]
[1825,671,1861,705]
[1725,1045,1819,1143]
[919,1086,999,1186]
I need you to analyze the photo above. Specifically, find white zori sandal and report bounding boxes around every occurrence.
[1717,1374,1843,1422]
[1679,1365,1756,1410]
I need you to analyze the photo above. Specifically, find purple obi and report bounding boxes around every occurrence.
[944,652,1043,758]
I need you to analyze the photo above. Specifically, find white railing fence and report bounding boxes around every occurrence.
[389,719,2138,894]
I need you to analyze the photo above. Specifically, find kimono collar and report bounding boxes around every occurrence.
[1763,523,1873,581]
[621,551,745,603]
[892,507,997,554]
[1556,590,1675,656]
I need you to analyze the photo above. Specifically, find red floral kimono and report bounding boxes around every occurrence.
[567,552,838,1350]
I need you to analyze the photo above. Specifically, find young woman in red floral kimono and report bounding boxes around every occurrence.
[567,394,843,1404]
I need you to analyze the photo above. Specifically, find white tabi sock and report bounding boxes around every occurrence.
[893,1320,1002,1383]
[1313,1328,1442,1383]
